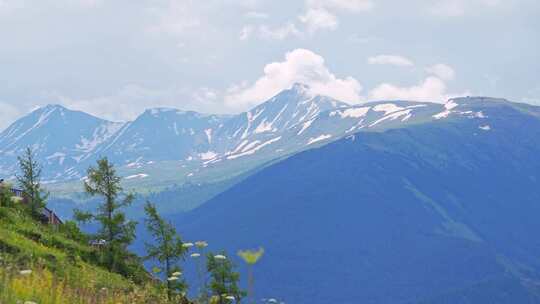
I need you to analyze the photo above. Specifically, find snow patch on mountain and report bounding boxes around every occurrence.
[334,107,370,119]
[370,109,413,127]
[307,134,332,145]
[298,119,314,135]
[205,128,213,143]
[199,151,218,160]
[125,173,149,179]
[433,99,459,119]
[445,100,459,110]
[479,125,491,131]
[76,122,123,154]
[231,140,249,154]
[254,119,274,134]
[227,137,282,160]
[373,104,404,115]
[475,111,487,118]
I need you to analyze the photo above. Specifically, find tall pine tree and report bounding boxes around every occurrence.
[75,157,136,273]
[16,147,49,219]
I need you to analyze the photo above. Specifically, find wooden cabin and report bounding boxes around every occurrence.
[0,179,63,225]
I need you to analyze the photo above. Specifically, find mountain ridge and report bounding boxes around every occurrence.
[1,84,534,195]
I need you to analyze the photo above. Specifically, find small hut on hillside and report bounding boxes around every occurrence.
[0,179,63,225]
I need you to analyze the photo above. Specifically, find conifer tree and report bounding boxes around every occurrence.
[144,201,188,301]
[16,147,49,219]
[75,157,136,273]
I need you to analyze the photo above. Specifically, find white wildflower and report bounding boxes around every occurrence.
[182,242,194,248]
[19,270,32,275]
[195,241,208,248]
[191,253,201,258]
[172,271,182,276]
[214,254,227,260]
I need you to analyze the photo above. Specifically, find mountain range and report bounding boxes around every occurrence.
[0,83,503,198]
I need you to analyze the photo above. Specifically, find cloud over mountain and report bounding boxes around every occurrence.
[225,49,363,108]
[368,55,415,67]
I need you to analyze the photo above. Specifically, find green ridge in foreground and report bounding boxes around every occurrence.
[0,206,172,304]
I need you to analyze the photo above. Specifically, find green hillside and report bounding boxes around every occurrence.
[0,205,167,304]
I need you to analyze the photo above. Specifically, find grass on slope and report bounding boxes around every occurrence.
[0,206,168,304]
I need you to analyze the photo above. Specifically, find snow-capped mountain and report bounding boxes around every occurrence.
[208,95,496,163]
[0,104,123,180]
[207,83,349,162]
[92,108,229,164]
[1,84,534,190]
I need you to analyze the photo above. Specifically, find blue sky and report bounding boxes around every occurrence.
[1,0,539,129]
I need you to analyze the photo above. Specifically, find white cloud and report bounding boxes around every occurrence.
[299,8,339,33]
[369,77,447,101]
[244,11,268,19]
[426,64,455,81]
[52,84,223,123]
[368,76,468,102]
[429,0,502,17]
[224,49,362,109]
[239,25,254,40]
[480,0,502,6]
[242,18,315,41]
[0,101,23,130]
[368,55,414,67]
[296,0,373,34]
[237,0,262,9]
[68,0,103,8]
[56,85,166,122]
[241,0,372,40]
[146,1,200,35]
[367,59,461,102]
[192,87,218,104]
[259,23,302,40]
[241,23,301,40]
[306,0,374,12]
[0,0,25,14]
[430,0,466,17]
